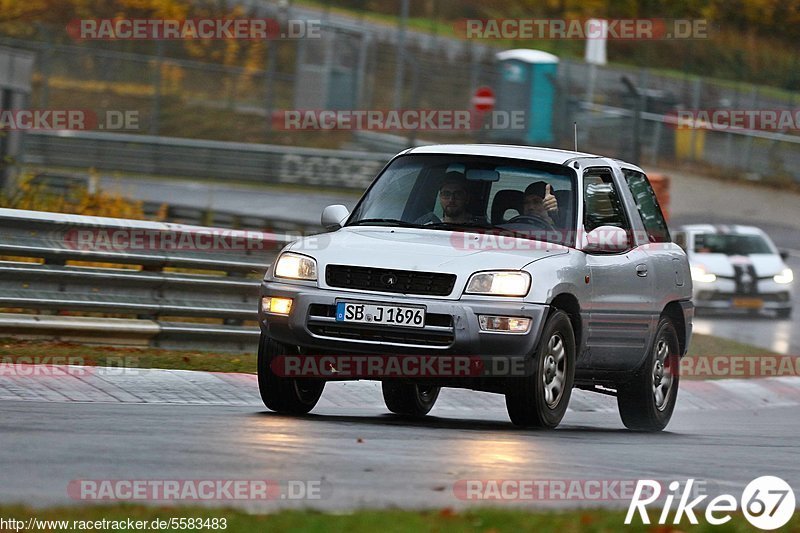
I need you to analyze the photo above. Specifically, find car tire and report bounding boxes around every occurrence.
[616,316,680,432]
[505,309,575,429]
[382,382,440,417]
[257,332,324,414]
[776,308,792,319]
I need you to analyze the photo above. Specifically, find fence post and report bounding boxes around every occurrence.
[392,0,409,111]
[688,77,702,162]
[150,40,164,136]
[265,41,277,133]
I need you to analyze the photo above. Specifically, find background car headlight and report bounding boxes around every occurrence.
[774,268,794,284]
[690,265,717,283]
[465,271,531,296]
[274,252,317,281]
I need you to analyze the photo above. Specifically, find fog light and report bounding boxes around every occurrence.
[478,315,531,333]
[263,296,293,315]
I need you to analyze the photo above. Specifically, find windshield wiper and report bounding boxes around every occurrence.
[426,222,495,230]
[348,218,422,228]
[427,222,564,243]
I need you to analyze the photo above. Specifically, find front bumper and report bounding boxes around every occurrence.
[693,287,791,311]
[693,276,791,311]
[259,280,549,359]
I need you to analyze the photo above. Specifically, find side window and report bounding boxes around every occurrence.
[583,168,630,232]
[622,169,671,243]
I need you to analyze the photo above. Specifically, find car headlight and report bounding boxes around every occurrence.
[465,271,531,296]
[690,266,717,283]
[274,252,317,281]
[774,268,794,284]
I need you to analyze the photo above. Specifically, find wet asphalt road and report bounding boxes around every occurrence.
[1,400,798,511]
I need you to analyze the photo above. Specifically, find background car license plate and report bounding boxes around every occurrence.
[733,297,763,309]
[336,302,425,328]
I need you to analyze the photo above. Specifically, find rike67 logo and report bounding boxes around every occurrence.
[626,476,795,530]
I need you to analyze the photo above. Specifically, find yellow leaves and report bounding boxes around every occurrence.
[0,172,163,221]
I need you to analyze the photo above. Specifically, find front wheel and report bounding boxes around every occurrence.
[382,382,440,417]
[505,309,576,428]
[257,333,324,414]
[776,308,792,319]
[616,317,680,432]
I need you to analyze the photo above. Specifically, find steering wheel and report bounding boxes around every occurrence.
[505,214,556,232]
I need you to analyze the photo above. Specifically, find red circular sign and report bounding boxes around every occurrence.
[471,86,495,112]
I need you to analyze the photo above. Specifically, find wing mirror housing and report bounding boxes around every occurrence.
[321,205,350,231]
[583,225,630,253]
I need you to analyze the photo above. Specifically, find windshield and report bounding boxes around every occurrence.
[347,154,577,246]
[693,233,774,255]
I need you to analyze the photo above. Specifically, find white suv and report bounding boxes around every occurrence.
[258,145,693,431]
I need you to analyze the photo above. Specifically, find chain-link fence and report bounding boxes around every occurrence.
[3,13,800,184]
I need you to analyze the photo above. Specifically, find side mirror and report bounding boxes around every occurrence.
[780,250,789,261]
[321,205,350,231]
[584,225,629,253]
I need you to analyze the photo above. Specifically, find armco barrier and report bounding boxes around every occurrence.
[0,208,297,352]
[22,130,393,190]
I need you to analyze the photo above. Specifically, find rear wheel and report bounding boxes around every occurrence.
[382,382,440,417]
[616,317,680,432]
[505,309,575,428]
[257,332,324,414]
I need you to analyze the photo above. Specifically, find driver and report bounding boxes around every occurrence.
[416,172,487,225]
[522,182,559,226]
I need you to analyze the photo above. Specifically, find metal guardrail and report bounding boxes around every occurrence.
[0,208,296,352]
[22,130,392,190]
[27,172,324,234]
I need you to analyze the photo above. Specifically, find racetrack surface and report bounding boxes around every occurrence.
[1,368,799,511]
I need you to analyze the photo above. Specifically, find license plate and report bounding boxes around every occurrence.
[335,302,425,328]
[733,297,763,309]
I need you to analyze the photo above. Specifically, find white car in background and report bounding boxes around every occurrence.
[674,225,793,318]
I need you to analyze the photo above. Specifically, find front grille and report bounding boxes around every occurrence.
[696,291,789,302]
[326,265,456,296]
[307,323,454,347]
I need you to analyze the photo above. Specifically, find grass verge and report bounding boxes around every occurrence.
[0,504,791,532]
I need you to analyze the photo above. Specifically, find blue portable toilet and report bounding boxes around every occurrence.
[490,49,559,145]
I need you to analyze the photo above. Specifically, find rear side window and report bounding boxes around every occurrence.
[622,169,670,243]
[583,168,629,232]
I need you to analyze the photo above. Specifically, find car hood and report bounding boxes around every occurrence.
[690,253,785,277]
[288,226,568,278]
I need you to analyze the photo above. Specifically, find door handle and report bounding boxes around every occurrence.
[636,264,648,277]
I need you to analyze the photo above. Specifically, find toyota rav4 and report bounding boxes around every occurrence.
[258,144,694,431]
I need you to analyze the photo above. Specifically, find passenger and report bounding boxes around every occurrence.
[522,182,559,225]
